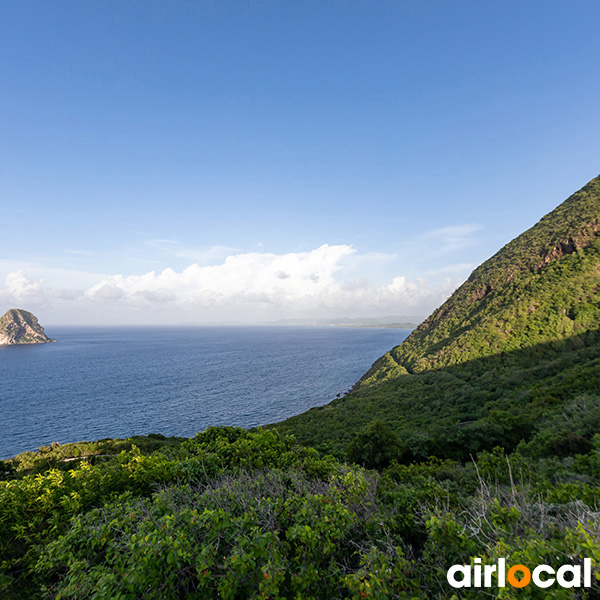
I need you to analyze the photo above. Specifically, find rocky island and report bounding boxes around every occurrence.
[0,309,55,345]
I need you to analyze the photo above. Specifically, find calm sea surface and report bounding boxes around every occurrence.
[0,326,409,459]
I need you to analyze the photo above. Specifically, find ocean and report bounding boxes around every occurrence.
[0,325,409,459]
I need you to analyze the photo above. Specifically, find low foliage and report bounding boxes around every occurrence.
[1,428,600,598]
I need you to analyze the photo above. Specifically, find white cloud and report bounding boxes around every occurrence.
[0,260,108,289]
[0,271,85,309]
[4,271,45,303]
[0,244,464,323]
[85,244,353,307]
[375,276,456,308]
[89,279,125,302]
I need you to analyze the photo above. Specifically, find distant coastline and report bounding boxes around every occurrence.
[273,316,423,329]
[327,322,417,329]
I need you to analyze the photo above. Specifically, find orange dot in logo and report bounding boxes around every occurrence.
[507,565,531,588]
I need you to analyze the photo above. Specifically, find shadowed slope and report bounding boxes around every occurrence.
[274,328,600,459]
[273,173,600,459]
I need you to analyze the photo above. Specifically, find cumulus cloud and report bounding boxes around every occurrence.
[0,271,85,308]
[85,244,353,308]
[375,276,453,307]
[0,244,463,323]
[90,279,125,302]
[4,271,46,303]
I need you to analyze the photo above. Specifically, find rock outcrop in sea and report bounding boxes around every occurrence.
[0,309,55,345]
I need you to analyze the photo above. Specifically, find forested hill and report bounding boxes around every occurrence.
[358,173,600,385]
[3,175,600,599]
[274,173,600,461]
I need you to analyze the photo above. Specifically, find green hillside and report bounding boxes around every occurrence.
[274,174,600,461]
[362,173,600,380]
[3,175,600,598]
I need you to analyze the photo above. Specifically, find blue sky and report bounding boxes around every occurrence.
[1,0,599,324]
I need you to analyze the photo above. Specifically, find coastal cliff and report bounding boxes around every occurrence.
[0,309,55,345]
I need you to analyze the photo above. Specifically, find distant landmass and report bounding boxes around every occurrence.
[0,309,55,345]
[273,315,424,328]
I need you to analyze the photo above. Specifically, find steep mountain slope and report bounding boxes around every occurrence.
[274,174,600,460]
[0,309,55,345]
[359,173,600,384]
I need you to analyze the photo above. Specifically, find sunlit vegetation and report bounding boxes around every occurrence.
[1,427,599,599]
[3,175,600,597]
[359,174,600,379]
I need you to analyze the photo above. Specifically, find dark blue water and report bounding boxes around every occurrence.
[0,326,409,459]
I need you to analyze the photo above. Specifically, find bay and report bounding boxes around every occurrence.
[0,326,409,459]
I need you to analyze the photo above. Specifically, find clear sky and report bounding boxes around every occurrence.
[1,0,599,324]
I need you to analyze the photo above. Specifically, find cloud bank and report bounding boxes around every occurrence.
[0,245,463,324]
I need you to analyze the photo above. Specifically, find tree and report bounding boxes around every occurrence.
[346,421,406,470]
